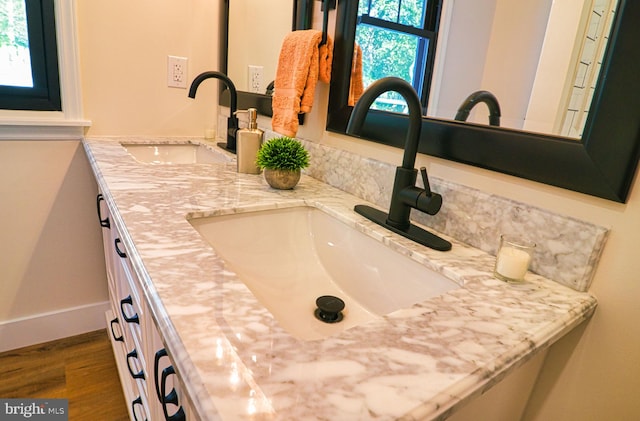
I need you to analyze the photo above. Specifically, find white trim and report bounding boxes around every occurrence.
[427,0,455,116]
[54,0,84,120]
[0,301,110,352]
[0,0,91,139]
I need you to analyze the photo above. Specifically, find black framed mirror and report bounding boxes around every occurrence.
[219,0,314,116]
[327,0,640,202]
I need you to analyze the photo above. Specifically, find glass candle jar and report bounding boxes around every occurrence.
[494,235,536,282]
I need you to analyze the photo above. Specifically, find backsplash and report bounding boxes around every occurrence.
[263,130,609,292]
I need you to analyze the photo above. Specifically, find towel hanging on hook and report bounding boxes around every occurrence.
[318,0,336,46]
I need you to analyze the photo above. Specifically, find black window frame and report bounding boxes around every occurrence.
[356,0,442,113]
[0,0,61,111]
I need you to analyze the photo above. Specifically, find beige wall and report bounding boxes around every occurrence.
[0,141,108,351]
[0,1,223,350]
[76,0,220,136]
[228,0,291,92]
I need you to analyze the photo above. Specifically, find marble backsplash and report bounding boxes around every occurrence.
[262,130,608,292]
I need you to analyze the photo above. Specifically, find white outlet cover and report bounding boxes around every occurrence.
[167,55,188,88]
[248,65,263,94]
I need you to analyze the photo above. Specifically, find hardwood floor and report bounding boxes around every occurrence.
[0,329,129,420]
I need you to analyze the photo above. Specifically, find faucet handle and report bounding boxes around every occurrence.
[417,166,442,215]
[419,167,433,196]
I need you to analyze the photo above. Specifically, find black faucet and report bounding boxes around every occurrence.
[346,77,451,251]
[454,90,501,126]
[188,71,239,153]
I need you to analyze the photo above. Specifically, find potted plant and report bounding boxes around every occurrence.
[256,136,310,189]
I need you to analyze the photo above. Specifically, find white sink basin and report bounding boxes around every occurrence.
[122,143,232,164]
[188,206,459,341]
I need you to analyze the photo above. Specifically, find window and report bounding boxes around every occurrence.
[355,0,442,113]
[0,0,61,111]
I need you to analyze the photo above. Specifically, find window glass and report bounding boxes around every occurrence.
[399,0,426,28]
[0,0,61,111]
[355,0,440,113]
[369,0,400,22]
[0,0,33,87]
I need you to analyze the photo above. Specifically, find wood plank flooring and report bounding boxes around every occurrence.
[0,329,129,420]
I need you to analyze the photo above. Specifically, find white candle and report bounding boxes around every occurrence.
[496,246,531,281]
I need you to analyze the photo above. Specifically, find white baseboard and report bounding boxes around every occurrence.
[0,301,110,353]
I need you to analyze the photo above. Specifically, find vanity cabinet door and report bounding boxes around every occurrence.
[115,234,153,419]
[98,192,151,420]
[97,191,195,420]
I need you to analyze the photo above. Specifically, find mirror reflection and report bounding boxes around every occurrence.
[227,0,293,94]
[351,0,618,139]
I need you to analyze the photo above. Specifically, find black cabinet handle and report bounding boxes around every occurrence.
[114,238,127,258]
[96,194,110,228]
[160,364,186,421]
[120,295,139,324]
[154,349,168,402]
[126,349,145,380]
[109,317,124,342]
[131,396,147,421]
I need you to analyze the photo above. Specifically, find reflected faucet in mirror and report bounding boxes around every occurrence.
[454,90,501,127]
[346,77,451,251]
[188,71,239,153]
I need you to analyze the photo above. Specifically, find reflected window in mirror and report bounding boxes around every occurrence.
[353,0,442,113]
[328,0,640,202]
[558,0,618,138]
[345,0,620,139]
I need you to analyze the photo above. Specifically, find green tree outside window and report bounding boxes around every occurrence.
[0,0,32,87]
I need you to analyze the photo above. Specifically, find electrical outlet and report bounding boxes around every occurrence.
[248,65,263,93]
[167,56,188,88]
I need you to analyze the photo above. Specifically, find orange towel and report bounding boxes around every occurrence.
[348,43,364,106]
[272,30,333,137]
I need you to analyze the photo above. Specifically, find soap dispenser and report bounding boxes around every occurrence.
[235,108,263,174]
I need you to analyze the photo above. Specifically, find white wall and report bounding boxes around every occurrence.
[480,0,552,129]
[430,0,552,128]
[430,0,497,119]
[524,0,586,134]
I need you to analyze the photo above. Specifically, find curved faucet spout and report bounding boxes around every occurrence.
[346,77,451,251]
[188,71,239,152]
[454,90,501,126]
[346,77,422,170]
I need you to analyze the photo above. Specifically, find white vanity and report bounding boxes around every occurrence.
[85,137,597,420]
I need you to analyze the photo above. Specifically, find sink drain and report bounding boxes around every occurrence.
[314,295,345,323]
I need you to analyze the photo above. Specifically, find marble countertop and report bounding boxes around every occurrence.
[83,137,597,421]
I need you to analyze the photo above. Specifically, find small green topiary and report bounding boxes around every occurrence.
[256,136,310,171]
